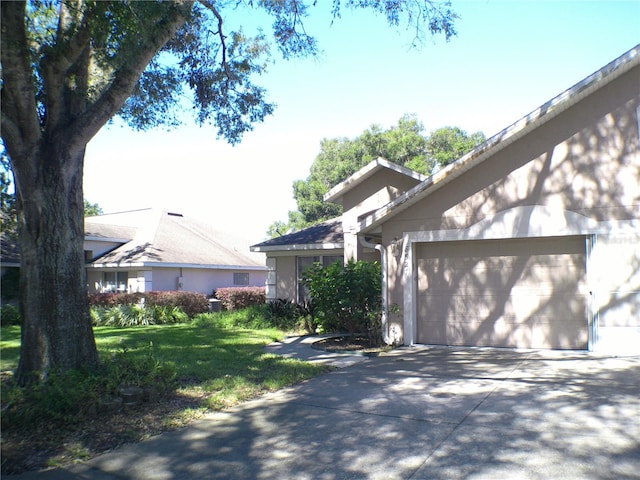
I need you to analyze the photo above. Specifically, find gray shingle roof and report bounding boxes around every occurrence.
[0,233,20,266]
[87,209,264,268]
[251,217,343,251]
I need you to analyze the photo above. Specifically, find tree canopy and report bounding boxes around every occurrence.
[268,118,485,236]
[1,0,459,383]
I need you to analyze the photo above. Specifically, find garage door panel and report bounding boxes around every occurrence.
[419,257,584,294]
[416,237,587,349]
[420,293,581,318]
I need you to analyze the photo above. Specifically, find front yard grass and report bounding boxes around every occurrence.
[0,320,330,474]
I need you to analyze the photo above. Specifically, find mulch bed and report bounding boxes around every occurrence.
[312,335,392,355]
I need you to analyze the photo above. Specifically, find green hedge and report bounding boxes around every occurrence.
[88,291,208,318]
[214,287,266,311]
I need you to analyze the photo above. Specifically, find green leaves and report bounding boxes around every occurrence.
[303,259,382,335]
[268,117,487,236]
[426,126,486,168]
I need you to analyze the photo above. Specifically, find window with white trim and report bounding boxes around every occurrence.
[296,255,343,302]
[102,271,128,293]
[233,272,250,286]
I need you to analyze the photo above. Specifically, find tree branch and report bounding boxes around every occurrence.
[66,2,192,150]
[1,1,42,160]
[41,2,98,131]
[197,0,231,82]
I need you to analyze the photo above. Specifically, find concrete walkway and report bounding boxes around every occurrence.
[9,340,640,479]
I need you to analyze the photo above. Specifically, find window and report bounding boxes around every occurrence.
[102,272,128,292]
[233,272,250,286]
[297,255,343,302]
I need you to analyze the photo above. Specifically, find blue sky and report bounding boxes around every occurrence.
[83,0,640,242]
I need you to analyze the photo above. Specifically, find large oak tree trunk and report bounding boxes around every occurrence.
[15,144,99,385]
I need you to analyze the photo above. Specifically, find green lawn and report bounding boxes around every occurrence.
[1,321,327,409]
[1,320,329,473]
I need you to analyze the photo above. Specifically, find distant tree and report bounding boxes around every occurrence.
[426,126,485,169]
[1,0,458,384]
[268,117,484,236]
[1,154,17,241]
[84,200,103,217]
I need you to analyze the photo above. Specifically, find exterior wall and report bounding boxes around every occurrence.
[86,270,102,292]
[87,267,266,295]
[275,256,297,301]
[341,169,421,262]
[84,239,122,259]
[151,267,266,294]
[340,169,422,212]
[266,250,364,302]
[382,64,640,345]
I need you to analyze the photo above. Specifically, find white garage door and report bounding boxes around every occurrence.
[416,237,588,349]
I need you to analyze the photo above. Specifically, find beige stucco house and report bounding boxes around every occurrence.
[85,209,266,294]
[252,45,640,353]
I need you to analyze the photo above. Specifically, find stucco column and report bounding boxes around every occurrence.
[343,230,363,262]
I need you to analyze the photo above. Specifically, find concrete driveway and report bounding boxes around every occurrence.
[12,346,640,479]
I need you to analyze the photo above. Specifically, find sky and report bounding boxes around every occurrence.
[83,0,640,243]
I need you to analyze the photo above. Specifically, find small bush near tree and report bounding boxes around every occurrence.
[0,268,20,302]
[1,344,177,432]
[303,259,382,344]
[0,304,20,327]
[214,287,266,311]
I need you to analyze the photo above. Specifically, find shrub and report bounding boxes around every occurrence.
[192,305,271,330]
[214,287,265,311]
[91,304,190,327]
[191,302,310,331]
[303,259,382,341]
[0,304,21,327]
[88,292,143,307]
[143,291,208,318]
[265,299,312,332]
[0,268,20,302]
[1,346,177,432]
[87,291,208,319]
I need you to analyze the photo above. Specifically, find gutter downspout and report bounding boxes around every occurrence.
[360,236,389,345]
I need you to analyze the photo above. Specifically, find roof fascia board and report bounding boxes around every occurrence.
[88,262,266,270]
[1,262,20,268]
[324,157,426,203]
[251,242,344,253]
[359,45,640,233]
[84,236,131,243]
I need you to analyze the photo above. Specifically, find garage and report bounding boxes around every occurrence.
[590,234,640,354]
[416,236,589,349]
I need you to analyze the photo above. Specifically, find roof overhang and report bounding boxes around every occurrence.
[84,235,131,243]
[88,262,266,270]
[250,242,344,253]
[324,157,426,204]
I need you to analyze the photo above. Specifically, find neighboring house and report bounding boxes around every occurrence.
[1,208,266,297]
[85,209,266,294]
[252,45,640,353]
